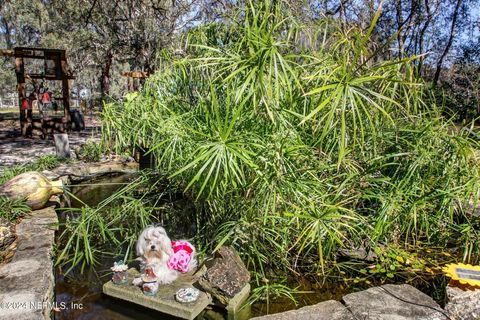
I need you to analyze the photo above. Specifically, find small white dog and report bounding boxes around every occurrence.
[132,225,197,286]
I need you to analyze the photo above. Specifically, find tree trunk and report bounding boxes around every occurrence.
[433,0,462,86]
[100,51,113,97]
[1,17,13,49]
[417,0,432,75]
[395,0,405,57]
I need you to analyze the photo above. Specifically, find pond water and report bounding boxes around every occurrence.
[53,173,448,320]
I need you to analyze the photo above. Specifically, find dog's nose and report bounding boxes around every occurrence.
[151,245,156,250]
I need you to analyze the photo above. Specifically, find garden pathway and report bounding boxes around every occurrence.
[0,127,100,172]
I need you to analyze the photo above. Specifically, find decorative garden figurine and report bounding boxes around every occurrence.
[0,171,64,210]
[111,261,128,285]
[141,266,159,296]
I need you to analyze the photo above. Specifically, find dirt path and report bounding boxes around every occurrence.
[0,126,101,172]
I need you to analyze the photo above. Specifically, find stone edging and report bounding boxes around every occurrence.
[0,207,57,320]
[43,160,138,182]
[251,283,450,320]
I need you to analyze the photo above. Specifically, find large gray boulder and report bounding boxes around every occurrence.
[342,284,448,320]
[445,283,480,320]
[198,246,250,306]
[251,300,354,320]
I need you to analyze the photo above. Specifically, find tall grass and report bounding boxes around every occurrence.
[92,0,480,299]
[0,196,31,222]
[56,172,199,273]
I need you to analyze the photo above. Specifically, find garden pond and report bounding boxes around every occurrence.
[53,174,453,320]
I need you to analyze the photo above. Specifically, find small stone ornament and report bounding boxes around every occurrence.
[111,261,128,285]
[175,287,200,303]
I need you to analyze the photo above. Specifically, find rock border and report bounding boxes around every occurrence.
[0,207,58,320]
[251,283,450,320]
[0,218,17,263]
[42,159,139,183]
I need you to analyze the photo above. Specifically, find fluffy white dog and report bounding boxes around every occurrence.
[132,225,197,286]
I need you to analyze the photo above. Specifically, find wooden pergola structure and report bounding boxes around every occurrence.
[10,47,75,137]
[122,71,150,92]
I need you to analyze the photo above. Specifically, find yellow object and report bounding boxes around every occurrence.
[443,263,480,287]
[0,171,64,210]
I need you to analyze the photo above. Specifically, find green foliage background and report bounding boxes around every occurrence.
[98,1,480,290]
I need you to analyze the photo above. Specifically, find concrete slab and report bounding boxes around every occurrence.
[103,268,212,320]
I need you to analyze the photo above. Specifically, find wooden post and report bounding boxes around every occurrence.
[15,54,29,136]
[127,76,133,92]
[54,133,70,158]
[60,51,71,131]
[122,71,150,92]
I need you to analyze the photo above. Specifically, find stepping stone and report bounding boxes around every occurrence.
[103,268,212,320]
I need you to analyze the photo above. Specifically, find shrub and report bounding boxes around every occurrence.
[94,0,480,293]
[76,140,105,162]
